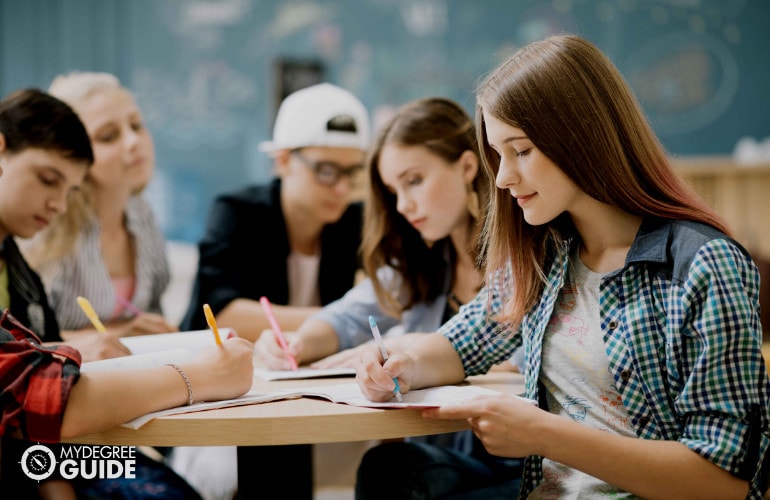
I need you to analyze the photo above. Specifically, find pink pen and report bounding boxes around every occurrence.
[259,296,298,370]
[116,295,143,316]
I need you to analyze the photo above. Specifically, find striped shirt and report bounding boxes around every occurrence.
[440,217,770,498]
[37,195,170,330]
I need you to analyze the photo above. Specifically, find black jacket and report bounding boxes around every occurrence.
[181,178,363,330]
[4,237,60,341]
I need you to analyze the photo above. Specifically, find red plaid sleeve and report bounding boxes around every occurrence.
[0,310,80,443]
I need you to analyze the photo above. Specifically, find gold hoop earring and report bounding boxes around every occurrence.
[467,188,480,219]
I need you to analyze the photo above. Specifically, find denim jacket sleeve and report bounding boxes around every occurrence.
[309,268,401,351]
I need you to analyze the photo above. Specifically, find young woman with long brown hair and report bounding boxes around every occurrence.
[356,35,769,499]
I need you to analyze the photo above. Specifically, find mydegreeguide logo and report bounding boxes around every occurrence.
[20,443,137,481]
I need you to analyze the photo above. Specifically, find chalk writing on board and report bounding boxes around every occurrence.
[626,32,739,135]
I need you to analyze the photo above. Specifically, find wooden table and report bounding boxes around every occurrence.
[66,372,523,446]
[65,372,525,498]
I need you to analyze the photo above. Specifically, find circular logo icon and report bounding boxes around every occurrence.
[20,444,57,481]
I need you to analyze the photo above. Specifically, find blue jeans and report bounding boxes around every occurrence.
[355,439,522,500]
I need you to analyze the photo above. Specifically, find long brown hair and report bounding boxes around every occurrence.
[476,34,730,326]
[362,97,490,316]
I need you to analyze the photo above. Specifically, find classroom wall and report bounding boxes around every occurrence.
[1,0,768,242]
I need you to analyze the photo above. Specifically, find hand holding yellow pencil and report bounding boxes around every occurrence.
[203,303,223,346]
[76,296,107,333]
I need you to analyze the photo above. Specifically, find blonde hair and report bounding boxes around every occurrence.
[25,72,125,270]
[49,72,121,106]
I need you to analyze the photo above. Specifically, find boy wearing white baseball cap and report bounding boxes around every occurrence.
[175,82,370,499]
[183,81,370,339]
[259,82,370,152]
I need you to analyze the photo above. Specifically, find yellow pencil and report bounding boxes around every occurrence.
[76,296,107,333]
[203,303,223,345]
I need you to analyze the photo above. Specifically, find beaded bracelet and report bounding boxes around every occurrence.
[166,363,194,405]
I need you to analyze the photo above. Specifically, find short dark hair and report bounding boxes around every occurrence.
[0,88,93,165]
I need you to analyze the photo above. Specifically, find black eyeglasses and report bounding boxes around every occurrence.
[291,150,364,187]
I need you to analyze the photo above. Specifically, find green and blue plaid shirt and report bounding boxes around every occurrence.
[440,217,770,498]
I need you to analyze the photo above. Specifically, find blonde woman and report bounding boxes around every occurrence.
[24,72,176,343]
[0,88,250,500]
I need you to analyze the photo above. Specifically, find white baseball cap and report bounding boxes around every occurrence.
[259,82,370,153]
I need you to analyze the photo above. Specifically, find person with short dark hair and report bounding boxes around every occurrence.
[23,72,177,349]
[181,82,371,342]
[176,82,371,500]
[0,87,254,500]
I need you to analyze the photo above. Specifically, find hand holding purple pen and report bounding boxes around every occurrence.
[368,315,403,402]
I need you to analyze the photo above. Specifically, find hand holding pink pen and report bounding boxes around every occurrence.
[116,294,143,316]
[259,296,298,370]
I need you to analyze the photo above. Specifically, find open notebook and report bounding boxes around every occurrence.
[294,382,532,409]
[81,329,231,372]
[121,389,304,429]
[122,381,535,429]
[83,330,355,380]
[81,331,535,429]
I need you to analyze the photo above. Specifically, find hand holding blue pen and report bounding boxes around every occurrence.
[368,316,403,402]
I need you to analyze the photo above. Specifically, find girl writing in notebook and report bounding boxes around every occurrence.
[356,34,769,499]
[256,97,508,370]
[256,97,523,497]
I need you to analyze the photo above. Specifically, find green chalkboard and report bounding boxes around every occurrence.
[1,0,768,241]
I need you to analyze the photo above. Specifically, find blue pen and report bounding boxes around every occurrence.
[368,316,403,402]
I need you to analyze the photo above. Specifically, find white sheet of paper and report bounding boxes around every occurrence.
[121,389,303,429]
[82,329,234,373]
[119,329,232,355]
[298,382,522,408]
[80,348,196,373]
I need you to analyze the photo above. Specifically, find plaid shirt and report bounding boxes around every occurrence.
[0,310,80,443]
[440,217,769,498]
